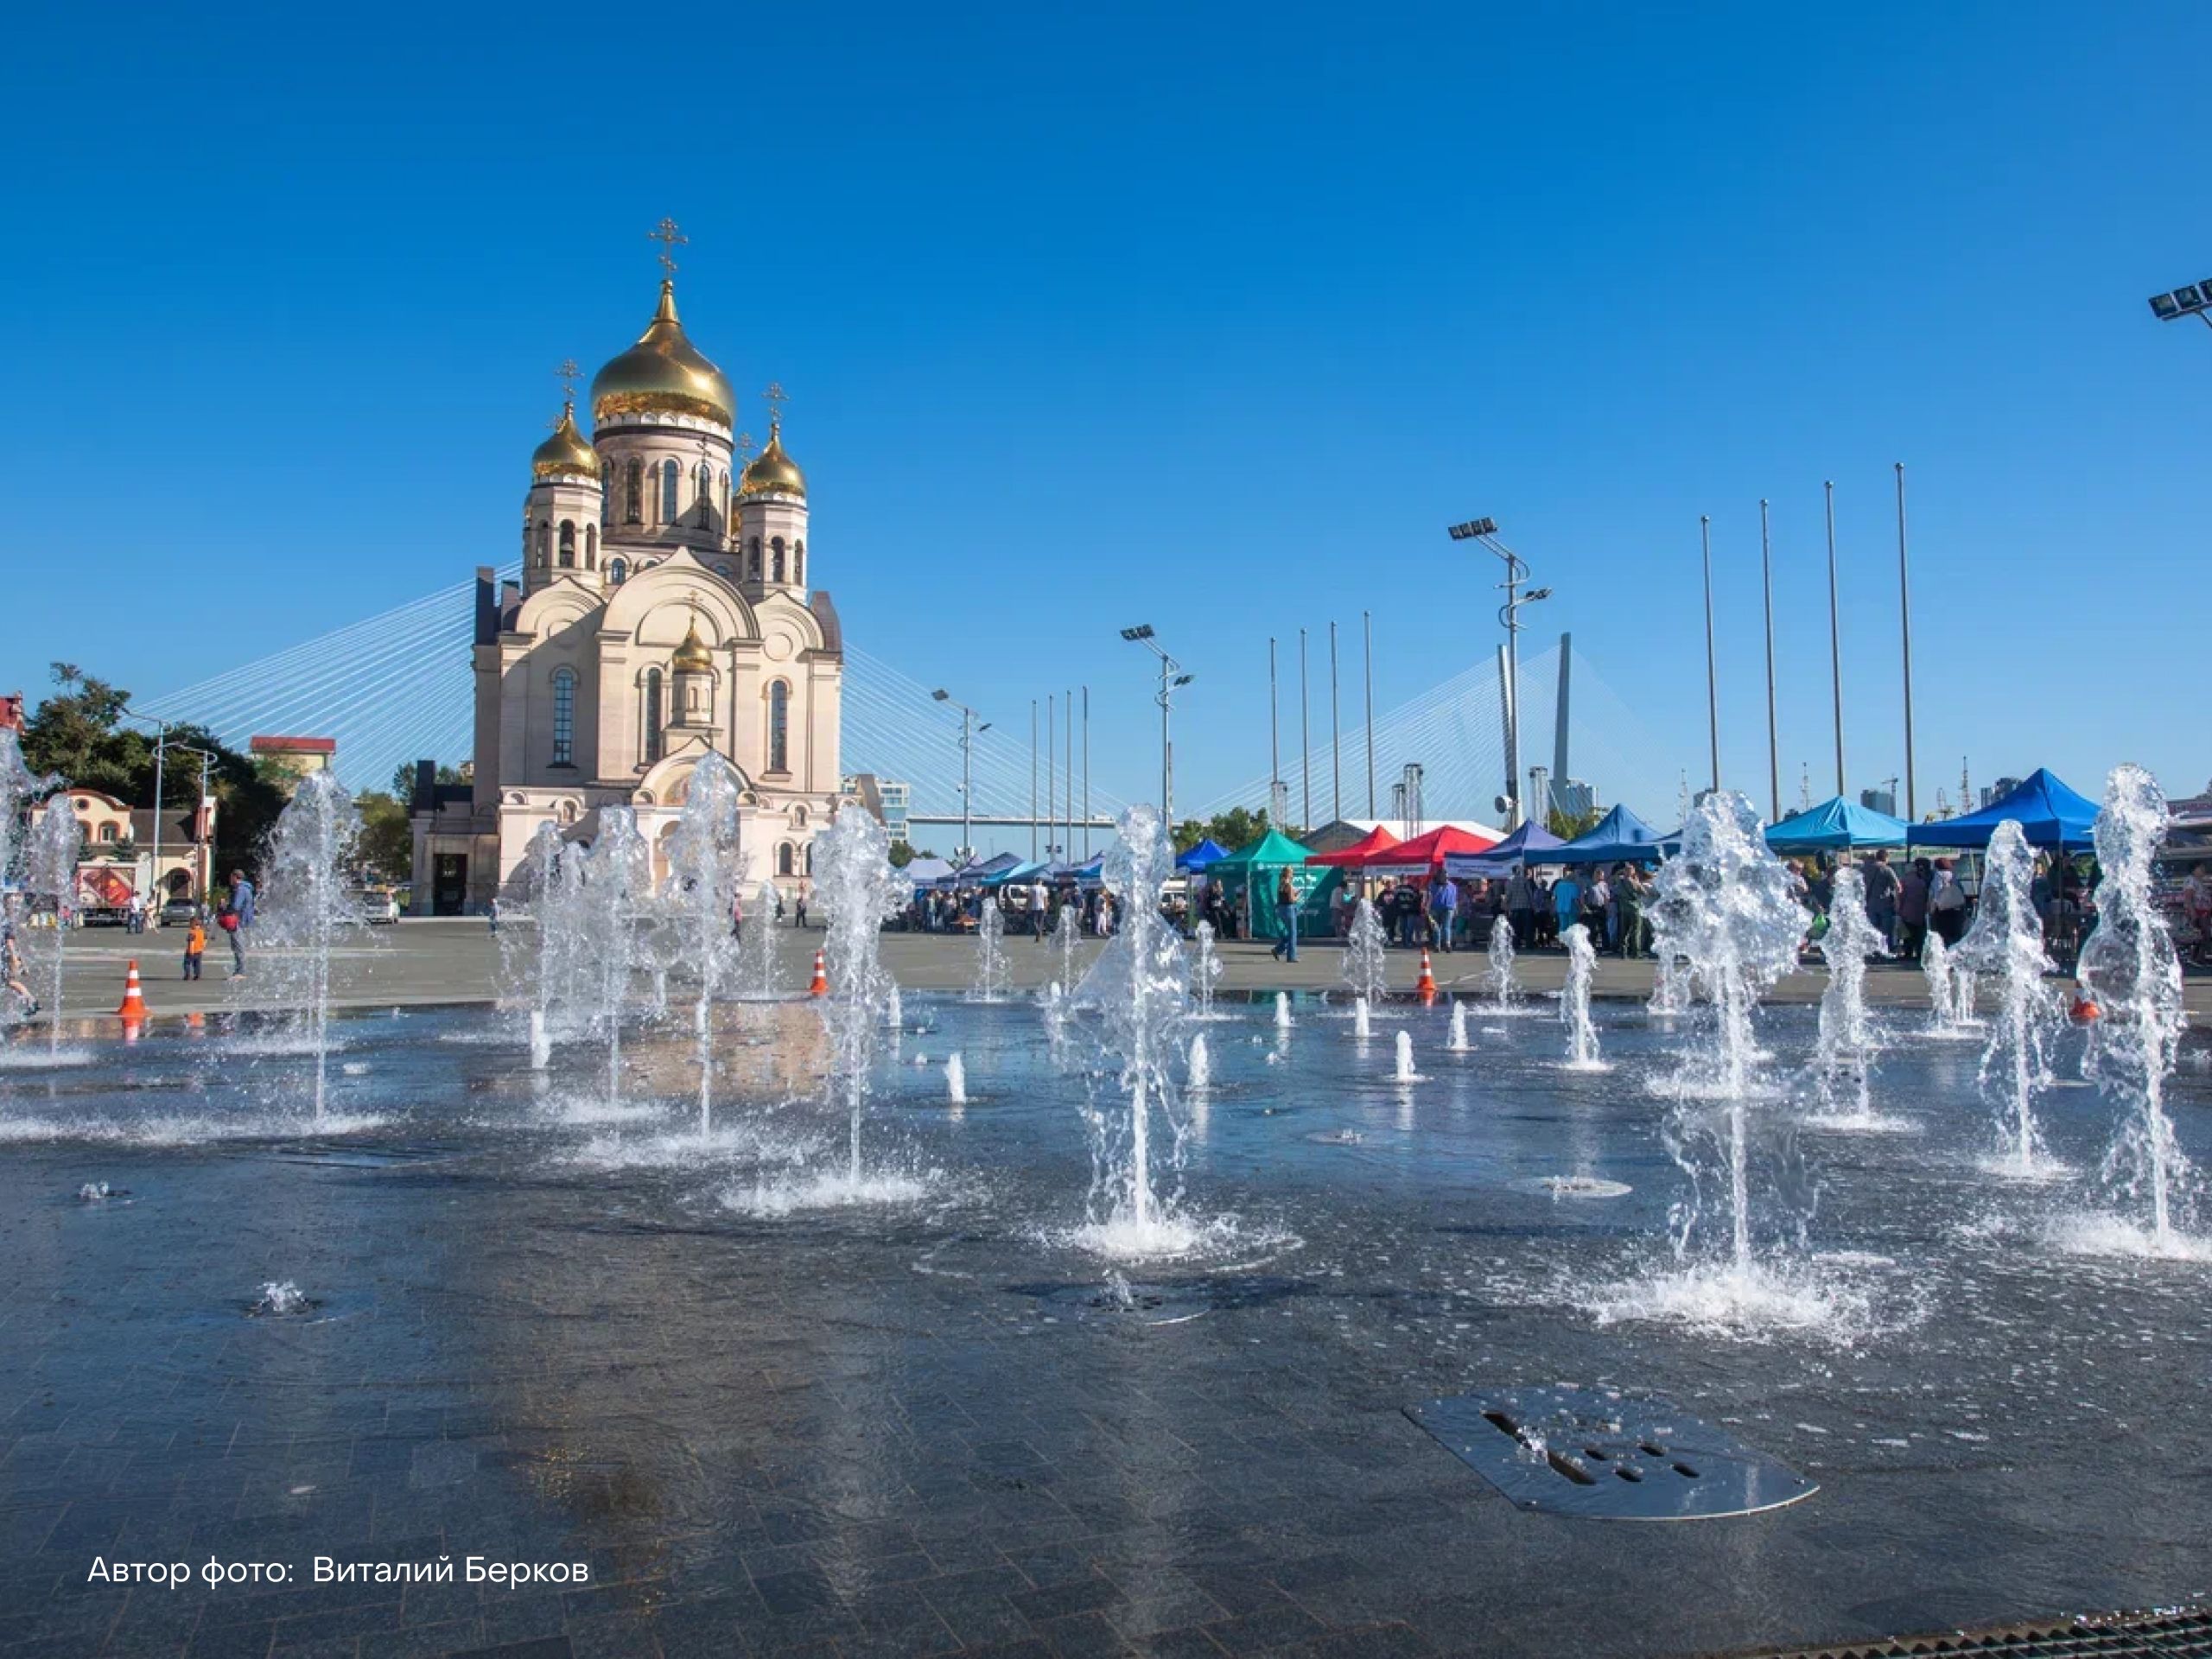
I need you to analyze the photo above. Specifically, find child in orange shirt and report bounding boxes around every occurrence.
[183,918,206,981]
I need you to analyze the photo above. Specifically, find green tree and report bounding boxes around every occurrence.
[354,792,414,884]
[1547,804,1604,840]
[1175,805,1271,853]
[887,840,915,868]
[390,760,467,799]
[17,663,288,882]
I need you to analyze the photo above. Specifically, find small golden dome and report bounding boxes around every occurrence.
[671,614,714,673]
[590,280,735,426]
[531,402,601,481]
[738,414,806,499]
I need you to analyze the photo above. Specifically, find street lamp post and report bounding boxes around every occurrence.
[1120,625,1192,828]
[1447,518,1550,829]
[2146,278,2212,332]
[118,709,168,908]
[930,690,989,864]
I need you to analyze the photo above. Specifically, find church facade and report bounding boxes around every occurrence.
[409,259,847,912]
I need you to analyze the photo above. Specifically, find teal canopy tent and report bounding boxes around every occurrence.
[1765,796,1910,853]
[1205,830,1338,939]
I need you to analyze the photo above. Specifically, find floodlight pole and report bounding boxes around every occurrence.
[1363,610,1375,816]
[931,690,984,865]
[1825,480,1846,797]
[1329,620,1341,824]
[1298,627,1310,834]
[1122,626,1184,829]
[1895,462,1918,823]
[1451,520,1547,830]
[119,709,168,903]
[1760,499,1779,824]
[1700,515,1719,795]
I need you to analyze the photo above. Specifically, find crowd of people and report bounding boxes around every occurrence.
[901,879,1124,939]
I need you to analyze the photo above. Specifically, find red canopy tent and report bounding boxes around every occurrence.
[1359,823,1502,870]
[1306,825,1403,868]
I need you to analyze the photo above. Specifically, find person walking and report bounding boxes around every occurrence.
[486,895,499,935]
[126,893,145,936]
[1031,877,1052,940]
[1863,849,1902,952]
[794,885,810,929]
[730,889,744,944]
[1929,857,1970,946]
[182,915,206,981]
[1552,868,1582,944]
[1504,867,1535,950]
[3,924,35,1016]
[230,870,256,931]
[1899,857,1931,961]
[217,900,245,978]
[1617,865,1648,958]
[1269,865,1300,963]
[1428,872,1459,953]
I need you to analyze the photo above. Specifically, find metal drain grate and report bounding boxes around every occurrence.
[1743,1605,2212,1658]
[1405,1385,1815,1521]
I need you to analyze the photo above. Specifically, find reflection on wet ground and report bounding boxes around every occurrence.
[2,993,2209,1656]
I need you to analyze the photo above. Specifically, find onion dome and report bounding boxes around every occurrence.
[671,614,714,673]
[531,401,601,482]
[590,281,735,426]
[738,413,806,499]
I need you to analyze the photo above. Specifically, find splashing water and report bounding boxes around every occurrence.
[1487,916,1523,1011]
[251,773,363,1122]
[972,897,1008,1002]
[741,880,782,999]
[1189,918,1223,1018]
[252,1281,309,1317]
[2075,765,2199,1255]
[945,1052,967,1106]
[0,732,60,891]
[508,823,567,1068]
[1955,823,2061,1175]
[1447,1001,1471,1052]
[1619,791,1839,1332]
[1560,924,1602,1069]
[664,752,745,1138]
[1393,1027,1420,1084]
[1810,867,1885,1121]
[1352,996,1371,1041]
[1274,991,1292,1033]
[28,798,79,1055]
[1187,1032,1210,1090]
[816,803,911,1184]
[1068,804,1198,1256]
[586,809,651,1119]
[1056,903,1084,995]
[1922,931,1961,1035]
[1649,950,1691,1016]
[1343,899,1389,1006]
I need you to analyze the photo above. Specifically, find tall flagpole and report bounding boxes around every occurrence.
[1896,462,1918,823]
[1825,480,1845,798]
[1700,515,1719,794]
[1329,620,1341,824]
[1081,685,1090,857]
[1046,693,1055,859]
[1298,627,1311,833]
[1268,637,1280,820]
[1064,690,1072,867]
[1029,699,1038,859]
[1759,498,1779,823]
[1362,609,1376,816]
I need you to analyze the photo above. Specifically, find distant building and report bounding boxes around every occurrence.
[1859,786,1897,817]
[1980,777,2022,809]
[250,735,337,796]
[1554,778,1599,820]
[31,788,217,904]
[844,772,911,844]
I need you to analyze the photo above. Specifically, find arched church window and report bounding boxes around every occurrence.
[793,540,804,584]
[747,537,761,581]
[767,681,790,773]
[660,460,679,524]
[694,461,714,528]
[607,557,627,585]
[550,668,577,766]
[772,537,786,582]
[536,521,551,564]
[777,843,794,877]
[586,524,598,568]
[644,669,664,764]
[557,521,575,569]
[601,478,612,528]
[805,841,815,875]
[625,459,644,524]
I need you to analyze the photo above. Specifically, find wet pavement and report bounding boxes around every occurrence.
[3,992,2210,1658]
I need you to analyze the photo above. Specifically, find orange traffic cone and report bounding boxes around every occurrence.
[115,959,149,1020]
[1415,947,1437,1003]
[809,949,829,995]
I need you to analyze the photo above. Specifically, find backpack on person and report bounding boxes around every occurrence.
[1932,876,1967,913]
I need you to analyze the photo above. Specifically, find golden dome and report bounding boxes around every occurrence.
[590,280,735,425]
[531,401,601,481]
[738,414,806,499]
[671,614,714,673]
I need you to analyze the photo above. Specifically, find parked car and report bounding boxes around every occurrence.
[352,888,400,925]
[159,899,199,928]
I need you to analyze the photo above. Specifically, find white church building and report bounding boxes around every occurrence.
[410,243,848,912]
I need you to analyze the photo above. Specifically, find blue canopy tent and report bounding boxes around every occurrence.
[1443,822,1567,880]
[901,856,955,887]
[984,860,1049,887]
[941,852,1020,888]
[1175,838,1230,872]
[1551,804,1677,866]
[1913,768,2099,849]
[1046,854,1106,887]
[1765,796,1910,854]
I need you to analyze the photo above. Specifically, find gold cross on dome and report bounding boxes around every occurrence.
[760,382,787,418]
[554,358,580,401]
[735,431,757,460]
[648,217,688,276]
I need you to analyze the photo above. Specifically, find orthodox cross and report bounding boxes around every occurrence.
[735,430,758,461]
[760,381,787,429]
[554,358,580,403]
[648,217,688,276]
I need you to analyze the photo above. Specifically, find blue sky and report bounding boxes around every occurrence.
[3,1,2206,820]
